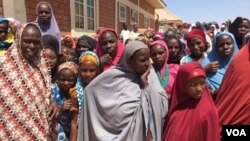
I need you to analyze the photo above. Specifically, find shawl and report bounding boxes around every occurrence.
[77,41,168,141]
[151,40,179,96]
[35,2,61,44]
[200,32,239,90]
[0,23,52,140]
[215,40,250,125]
[96,28,124,71]
[162,62,220,141]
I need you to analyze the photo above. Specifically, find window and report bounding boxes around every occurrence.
[130,9,138,24]
[119,4,126,22]
[144,16,150,28]
[75,0,84,29]
[75,0,96,31]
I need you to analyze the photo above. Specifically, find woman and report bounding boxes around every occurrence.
[215,40,250,125]
[96,28,124,71]
[77,41,168,141]
[62,34,76,49]
[75,35,97,58]
[162,62,220,141]
[150,40,179,96]
[229,17,250,49]
[36,2,61,44]
[200,32,238,94]
[42,34,60,83]
[0,23,58,140]
[164,35,185,64]
[180,29,208,65]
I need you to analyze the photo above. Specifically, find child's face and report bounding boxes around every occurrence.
[64,38,73,48]
[79,61,98,84]
[186,77,206,99]
[44,48,57,69]
[0,22,9,41]
[187,37,206,58]
[57,69,77,92]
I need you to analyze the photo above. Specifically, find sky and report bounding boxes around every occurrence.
[163,0,250,25]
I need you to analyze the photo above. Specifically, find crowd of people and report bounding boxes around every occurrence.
[0,1,250,141]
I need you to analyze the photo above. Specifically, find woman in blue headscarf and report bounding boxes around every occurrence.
[200,32,239,95]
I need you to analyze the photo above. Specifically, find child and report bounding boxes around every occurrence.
[162,62,220,141]
[51,61,78,141]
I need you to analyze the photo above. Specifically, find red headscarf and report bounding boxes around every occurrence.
[187,29,207,42]
[96,28,124,71]
[215,40,250,125]
[162,62,220,141]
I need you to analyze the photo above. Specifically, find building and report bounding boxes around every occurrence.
[0,0,166,37]
[155,8,183,32]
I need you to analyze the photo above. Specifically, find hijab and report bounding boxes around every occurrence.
[77,41,168,141]
[35,2,61,44]
[96,28,124,71]
[162,62,220,141]
[200,32,239,90]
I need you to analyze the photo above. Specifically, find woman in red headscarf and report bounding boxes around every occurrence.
[96,28,124,71]
[162,62,221,141]
[215,40,250,125]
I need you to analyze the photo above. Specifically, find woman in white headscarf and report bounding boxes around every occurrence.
[77,41,169,141]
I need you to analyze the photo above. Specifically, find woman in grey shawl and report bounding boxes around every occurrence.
[77,41,169,141]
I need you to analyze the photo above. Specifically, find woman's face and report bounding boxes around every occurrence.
[167,38,180,58]
[187,37,206,59]
[57,69,77,92]
[21,25,42,62]
[76,39,89,56]
[79,61,98,84]
[44,48,57,69]
[64,37,73,48]
[38,3,51,24]
[150,44,167,69]
[216,35,234,58]
[237,19,250,39]
[186,77,206,99]
[100,31,118,58]
[129,48,150,75]
[0,21,9,41]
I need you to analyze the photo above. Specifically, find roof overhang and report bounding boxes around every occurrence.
[146,0,167,9]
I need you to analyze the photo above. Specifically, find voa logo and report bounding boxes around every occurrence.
[226,129,246,136]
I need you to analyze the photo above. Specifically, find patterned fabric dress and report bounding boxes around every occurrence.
[51,84,71,141]
[0,23,52,140]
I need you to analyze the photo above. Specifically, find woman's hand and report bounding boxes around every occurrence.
[204,61,219,74]
[47,100,59,122]
[100,54,112,65]
[140,65,151,88]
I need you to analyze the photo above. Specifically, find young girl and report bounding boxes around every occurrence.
[162,62,220,141]
[150,40,179,96]
[51,61,78,141]
[75,51,100,111]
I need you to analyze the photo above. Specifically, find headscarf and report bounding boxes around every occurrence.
[62,34,76,48]
[187,29,207,47]
[200,32,239,90]
[35,2,61,44]
[151,40,179,96]
[75,51,99,111]
[215,40,250,125]
[78,41,168,141]
[162,62,221,141]
[96,28,124,71]
[0,23,52,140]
[58,61,78,76]
[76,35,97,51]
